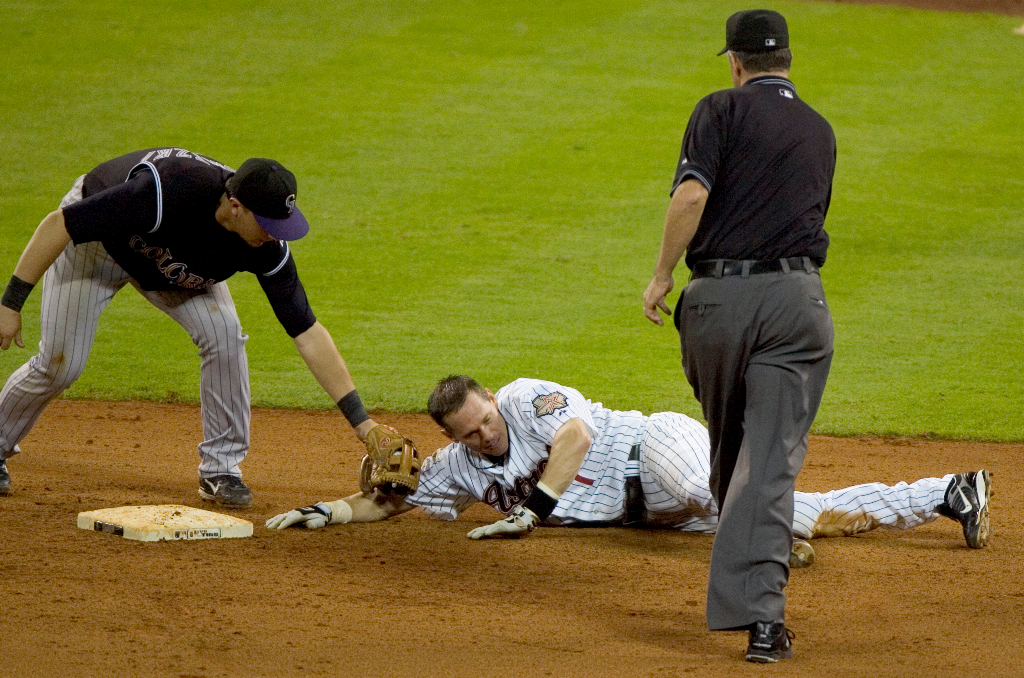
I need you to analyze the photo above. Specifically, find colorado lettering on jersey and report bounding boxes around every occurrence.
[128,235,216,289]
[483,459,547,513]
[532,392,568,417]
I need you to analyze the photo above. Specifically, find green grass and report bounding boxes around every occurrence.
[1,1,1021,439]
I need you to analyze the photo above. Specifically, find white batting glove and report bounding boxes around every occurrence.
[265,503,333,530]
[467,506,539,540]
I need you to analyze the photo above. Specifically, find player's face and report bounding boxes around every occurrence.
[443,390,509,457]
[221,197,279,247]
[234,212,278,247]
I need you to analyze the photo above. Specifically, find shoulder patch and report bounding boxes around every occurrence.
[532,392,568,417]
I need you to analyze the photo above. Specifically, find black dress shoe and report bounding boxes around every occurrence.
[745,621,794,663]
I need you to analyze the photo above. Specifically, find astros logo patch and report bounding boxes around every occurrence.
[532,392,568,417]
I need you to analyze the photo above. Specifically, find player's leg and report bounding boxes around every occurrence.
[0,178,130,487]
[141,282,252,507]
[0,243,129,463]
[640,411,718,532]
[791,476,951,539]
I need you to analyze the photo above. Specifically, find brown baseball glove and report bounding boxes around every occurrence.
[360,424,422,495]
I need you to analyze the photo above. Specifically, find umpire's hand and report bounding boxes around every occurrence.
[643,273,673,325]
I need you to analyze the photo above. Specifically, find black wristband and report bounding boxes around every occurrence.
[1,276,34,313]
[337,389,370,428]
[523,486,559,522]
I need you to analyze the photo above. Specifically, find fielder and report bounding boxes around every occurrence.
[267,376,991,558]
[0,148,409,506]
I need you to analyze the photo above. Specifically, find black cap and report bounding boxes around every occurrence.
[717,9,789,56]
[226,158,310,241]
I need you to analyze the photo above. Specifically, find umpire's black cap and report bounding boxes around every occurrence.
[717,9,789,55]
[227,158,310,241]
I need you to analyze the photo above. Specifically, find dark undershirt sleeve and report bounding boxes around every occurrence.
[671,97,724,196]
[256,252,317,338]
[62,172,158,243]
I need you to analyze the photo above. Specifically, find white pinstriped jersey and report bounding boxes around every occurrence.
[407,378,713,526]
[403,378,952,537]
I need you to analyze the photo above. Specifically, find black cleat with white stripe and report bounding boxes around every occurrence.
[198,474,253,508]
[937,469,990,548]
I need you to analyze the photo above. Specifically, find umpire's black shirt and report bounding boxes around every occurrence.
[672,76,836,269]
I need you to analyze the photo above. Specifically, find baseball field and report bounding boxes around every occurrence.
[1,0,1022,676]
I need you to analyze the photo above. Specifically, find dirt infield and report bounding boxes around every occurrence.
[0,399,1020,678]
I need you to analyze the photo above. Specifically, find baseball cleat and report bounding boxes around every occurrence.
[937,470,990,548]
[0,460,11,496]
[745,621,794,663]
[198,475,253,508]
[789,539,815,568]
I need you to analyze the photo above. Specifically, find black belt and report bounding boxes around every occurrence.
[690,257,818,280]
[623,444,644,527]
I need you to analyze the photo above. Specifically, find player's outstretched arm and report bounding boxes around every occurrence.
[1,209,73,350]
[291,321,396,441]
[266,491,413,529]
[292,322,360,403]
[292,323,420,491]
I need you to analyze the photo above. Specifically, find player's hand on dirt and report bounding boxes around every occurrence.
[467,506,538,539]
[265,503,332,530]
[642,273,673,325]
[0,306,24,350]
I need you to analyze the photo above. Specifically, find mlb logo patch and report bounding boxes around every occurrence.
[765,38,776,47]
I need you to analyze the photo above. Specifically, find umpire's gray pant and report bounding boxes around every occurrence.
[677,266,833,630]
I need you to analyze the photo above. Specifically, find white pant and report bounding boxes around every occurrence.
[791,476,950,539]
[0,177,251,477]
[638,412,948,538]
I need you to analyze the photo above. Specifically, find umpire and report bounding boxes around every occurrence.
[642,10,836,663]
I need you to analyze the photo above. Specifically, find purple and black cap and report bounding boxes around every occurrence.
[717,9,789,56]
[227,158,310,241]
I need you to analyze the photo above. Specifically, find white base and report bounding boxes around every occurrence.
[77,505,253,542]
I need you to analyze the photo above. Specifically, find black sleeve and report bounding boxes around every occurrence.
[62,171,158,243]
[670,95,725,196]
[256,250,317,338]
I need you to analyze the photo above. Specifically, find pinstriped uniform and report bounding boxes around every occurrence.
[0,170,269,477]
[791,476,950,539]
[406,378,950,537]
